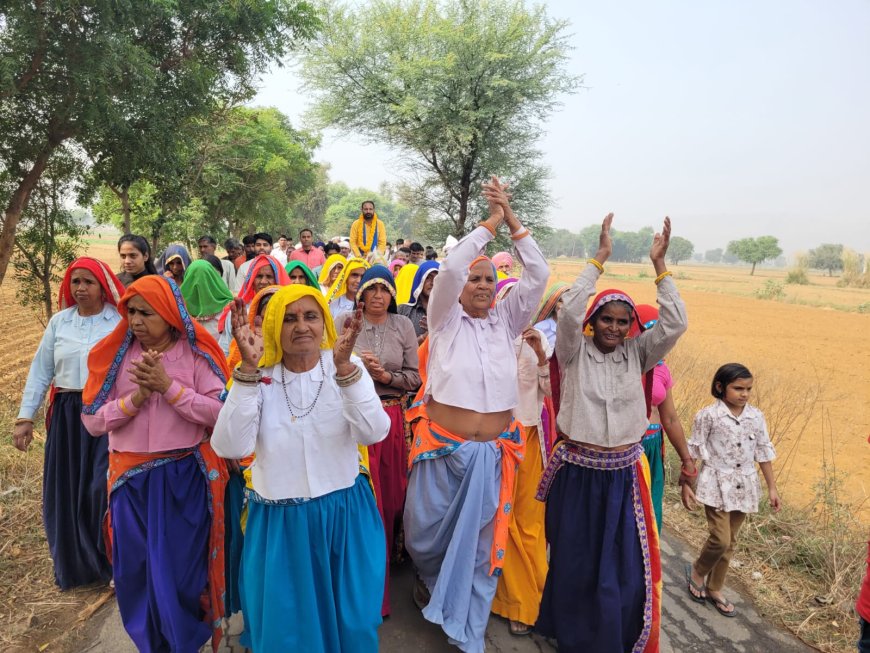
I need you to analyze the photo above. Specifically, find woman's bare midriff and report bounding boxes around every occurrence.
[427,399,512,442]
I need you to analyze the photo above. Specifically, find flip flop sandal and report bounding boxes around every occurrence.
[707,595,737,617]
[509,621,532,637]
[685,563,707,604]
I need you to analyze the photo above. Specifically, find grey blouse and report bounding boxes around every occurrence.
[336,311,421,398]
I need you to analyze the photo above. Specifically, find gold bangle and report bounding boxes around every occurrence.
[478,221,496,237]
[510,229,530,241]
[167,385,185,405]
[119,396,137,417]
[587,258,604,273]
[654,270,673,285]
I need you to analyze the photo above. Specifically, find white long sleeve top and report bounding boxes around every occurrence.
[211,352,389,500]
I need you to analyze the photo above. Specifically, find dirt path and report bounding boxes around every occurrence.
[79,532,813,653]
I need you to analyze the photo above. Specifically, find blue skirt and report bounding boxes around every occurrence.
[111,454,212,653]
[536,443,655,653]
[43,391,111,589]
[404,441,502,653]
[241,475,385,653]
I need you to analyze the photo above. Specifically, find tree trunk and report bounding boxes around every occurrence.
[121,188,131,233]
[750,262,757,275]
[0,144,57,285]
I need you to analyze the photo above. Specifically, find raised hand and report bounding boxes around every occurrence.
[482,178,506,224]
[334,305,363,377]
[649,216,671,263]
[231,298,263,372]
[594,213,614,264]
[521,326,547,362]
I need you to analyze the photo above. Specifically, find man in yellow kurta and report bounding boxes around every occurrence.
[349,200,387,258]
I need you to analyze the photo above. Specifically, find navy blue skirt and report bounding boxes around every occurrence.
[536,445,653,652]
[43,391,111,589]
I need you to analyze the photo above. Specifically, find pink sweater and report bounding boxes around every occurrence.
[81,339,225,453]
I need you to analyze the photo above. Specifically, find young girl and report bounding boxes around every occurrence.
[685,363,781,617]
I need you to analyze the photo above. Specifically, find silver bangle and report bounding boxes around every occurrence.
[232,368,261,385]
[335,366,363,387]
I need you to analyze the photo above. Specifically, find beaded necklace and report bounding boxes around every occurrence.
[280,353,325,422]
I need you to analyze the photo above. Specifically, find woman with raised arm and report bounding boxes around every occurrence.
[211,285,389,652]
[14,258,124,590]
[403,177,549,653]
[535,215,689,653]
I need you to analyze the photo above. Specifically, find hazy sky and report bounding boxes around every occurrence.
[253,0,870,256]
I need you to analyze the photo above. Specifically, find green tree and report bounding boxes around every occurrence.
[195,107,320,236]
[12,148,87,323]
[726,236,783,275]
[705,248,723,263]
[300,0,578,239]
[0,0,320,285]
[667,236,694,265]
[807,243,844,276]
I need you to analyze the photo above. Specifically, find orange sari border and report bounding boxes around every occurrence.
[105,442,229,653]
[407,402,525,577]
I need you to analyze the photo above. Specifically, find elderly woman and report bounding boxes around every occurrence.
[488,280,553,637]
[180,259,234,354]
[211,285,389,652]
[13,258,124,589]
[218,254,290,335]
[337,265,420,618]
[535,215,688,652]
[81,276,230,653]
[403,178,548,653]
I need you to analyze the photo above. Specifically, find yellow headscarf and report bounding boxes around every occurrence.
[326,257,370,302]
[318,254,346,287]
[395,262,419,305]
[260,285,337,368]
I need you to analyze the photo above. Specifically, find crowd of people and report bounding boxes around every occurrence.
[12,186,794,653]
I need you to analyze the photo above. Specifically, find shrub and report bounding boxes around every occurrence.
[785,268,809,285]
[756,279,785,300]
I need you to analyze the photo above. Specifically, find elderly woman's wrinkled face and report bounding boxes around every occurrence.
[361,282,391,316]
[127,295,173,349]
[460,260,496,316]
[591,302,633,353]
[281,295,325,356]
[254,267,276,292]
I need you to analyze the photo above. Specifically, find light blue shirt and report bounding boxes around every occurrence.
[329,295,354,322]
[18,305,121,419]
[534,317,557,350]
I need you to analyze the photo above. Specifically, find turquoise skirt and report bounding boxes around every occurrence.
[240,475,385,653]
[642,425,664,533]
